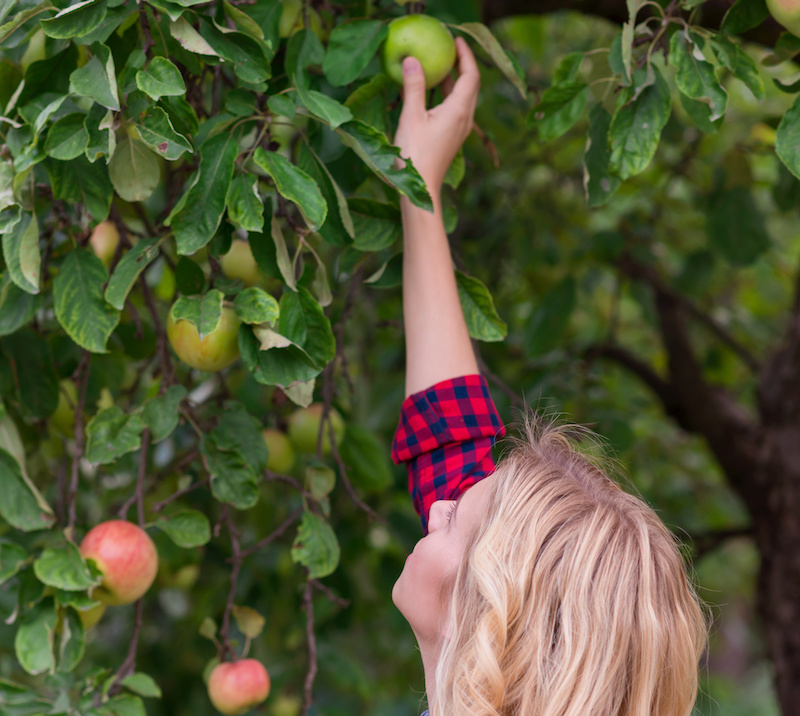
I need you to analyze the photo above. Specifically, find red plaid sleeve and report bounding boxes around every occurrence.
[392,374,505,533]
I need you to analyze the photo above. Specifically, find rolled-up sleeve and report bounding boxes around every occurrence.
[392,374,505,533]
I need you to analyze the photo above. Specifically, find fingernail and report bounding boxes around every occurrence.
[403,56,421,75]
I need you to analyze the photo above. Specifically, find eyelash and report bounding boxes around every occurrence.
[445,503,457,524]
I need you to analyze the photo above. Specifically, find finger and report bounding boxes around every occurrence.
[399,56,428,119]
[444,37,480,107]
[441,73,455,100]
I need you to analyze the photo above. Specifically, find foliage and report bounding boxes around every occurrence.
[0,0,798,714]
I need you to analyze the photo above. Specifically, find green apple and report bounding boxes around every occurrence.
[80,520,159,606]
[20,28,46,71]
[88,220,120,269]
[262,428,296,473]
[767,0,800,36]
[287,404,345,455]
[382,14,456,89]
[207,659,271,715]
[220,240,263,287]
[167,306,241,372]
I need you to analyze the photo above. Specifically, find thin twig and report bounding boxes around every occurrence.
[218,507,242,662]
[67,352,91,536]
[239,507,304,560]
[302,581,317,716]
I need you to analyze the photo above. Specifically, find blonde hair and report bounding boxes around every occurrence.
[431,417,708,716]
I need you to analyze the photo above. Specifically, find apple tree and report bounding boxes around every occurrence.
[2,0,800,714]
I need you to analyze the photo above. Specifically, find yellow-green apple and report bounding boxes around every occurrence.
[50,380,78,436]
[207,659,271,715]
[76,602,106,630]
[167,306,241,372]
[767,0,800,36]
[382,14,456,89]
[262,428,295,473]
[287,404,344,455]
[220,240,263,287]
[89,220,120,269]
[79,520,158,606]
[20,28,46,71]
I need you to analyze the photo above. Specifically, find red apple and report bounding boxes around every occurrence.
[167,306,241,372]
[79,521,159,606]
[262,428,295,473]
[207,659,271,715]
[287,404,344,456]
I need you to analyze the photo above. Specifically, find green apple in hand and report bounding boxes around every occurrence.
[382,14,457,89]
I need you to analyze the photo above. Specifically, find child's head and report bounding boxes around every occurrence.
[420,417,707,715]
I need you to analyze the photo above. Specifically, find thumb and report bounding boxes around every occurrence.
[401,56,427,115]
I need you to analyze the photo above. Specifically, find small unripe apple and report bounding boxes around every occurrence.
[382,14,457,89]
[79,521,159,606]
[220,240,263,287]
[89,220,120,269]
[167,306,241,372]
[76,601,106,630]
[287,404,345,455]
[767,0,800,36]
[51,380,78,436]
[262,428,296,473]
[207,659,271,715]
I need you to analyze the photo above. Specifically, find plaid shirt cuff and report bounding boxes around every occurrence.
[392,374,505,533]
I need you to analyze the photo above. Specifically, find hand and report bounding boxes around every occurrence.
[393,37,480,196]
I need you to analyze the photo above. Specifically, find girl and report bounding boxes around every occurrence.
[390,39,708,716]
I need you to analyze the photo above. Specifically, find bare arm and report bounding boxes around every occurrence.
[394,39,481,397]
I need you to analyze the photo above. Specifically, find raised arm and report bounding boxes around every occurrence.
[394,38,481,397]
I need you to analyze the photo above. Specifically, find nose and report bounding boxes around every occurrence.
[427,500,455,533]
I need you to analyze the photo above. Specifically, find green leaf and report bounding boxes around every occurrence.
[202,436,260,510]
[135,57,186,100]
[234,287,280,325]
[15,602,57,675]
[84,104,116,162]
[0,540,28,585]
[136,106,193,161]
[669,32,727,122]
[121,673,162,699]
[54,250,119,353]
[198,19,271,84]
[349,198,401,252]
[268,207,296,290]
[44,113,89,161]
[69,43,120,111]
[170,290,223,338]
[279,287,335,368]
[226,174,264,232]
[322,20,387,87]
[0,273,40,337]
[721,0,769,34]
[253,148,327,231]
[223,0,264,40]
[169,17,218,56]
[528,82,588,141]
[232,605,265,639]
[710,35,764,99]
[291,511,340,578]
[455,22,527,99]
[2,211,39,294]
[0,329,59,420]
[608,66,671,180]
[174,256,206,296]
[105,236,161,311]
[108,136,161,202]
[33,544,98,591]
[0,448,56,531]
[296,87,353,130]
[455,271,506,342]
[775,92,800,180]
[584,104,620,207]
[267,94,295,118]
[335,121,432,212]
[239,326,321,389]
[306,463,336,501]
[57,608,85,673]
[41,0,108,39]
[85,406,146,463]
[213,403,269,470]
[142,384,187,443]
[99,694,147,716]
[524,277,576,355]
[339,425,392,494]
[166,132,238,255]
[155,510,210,548]
[707,186,770,266]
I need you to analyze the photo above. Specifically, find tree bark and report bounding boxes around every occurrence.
[482,0,787,48]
